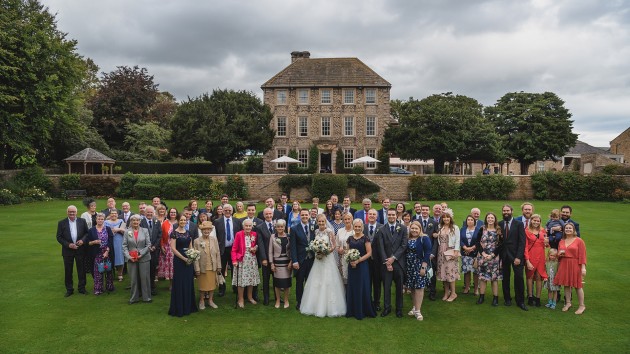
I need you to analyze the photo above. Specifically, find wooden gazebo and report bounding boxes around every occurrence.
[63,148,115,175]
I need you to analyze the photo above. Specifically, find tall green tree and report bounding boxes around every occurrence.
[485,92,577,175]
[0,0,89,168]
[124,122,172,161]
[169,89,275,171]
[382,93,504,174]
[89,65,159,148]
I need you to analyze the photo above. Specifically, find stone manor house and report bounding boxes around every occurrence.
[261,51,393,174]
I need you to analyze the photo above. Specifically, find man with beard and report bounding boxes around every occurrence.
[560,205,581,237]
[495,204,527,311]
[515,202,534,229]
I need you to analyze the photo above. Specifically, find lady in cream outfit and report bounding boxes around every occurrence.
[194,221,221,310]
[123,215,152,304]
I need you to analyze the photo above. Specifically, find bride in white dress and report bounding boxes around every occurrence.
[300,214,347,317]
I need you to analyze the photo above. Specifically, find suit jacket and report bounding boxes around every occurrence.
[460,225,481,258]
[375,222,408,269]
[194,234,221,273]
[341,207,357,216]
[255,220,275,262]
[289,222,313,265]
[140,217,162,252]
[377,208,388,225]
[514,216,530,230]
[213,217,243,255]
[268,234,291,263]
[56,217,89,256]
[257,209,285,222]
[121,212,135,226]
[497,218,525,262]
[186,221,199,242]
[102,208,123,218]
[462,219,485,229]
[86,226,115,259]
[411,235,432,264]
[122,227,151,263]
[415,217,439,256]
[364,222,381,260]
[354,210,370,223]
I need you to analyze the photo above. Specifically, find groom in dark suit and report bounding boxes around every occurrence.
[497,204,528,311]
[376,208,408,317]
[56,205,89,297]
[290,209,314,310]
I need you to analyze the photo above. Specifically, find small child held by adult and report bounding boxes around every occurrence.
[546,209,565,249]
[545,248,561,309]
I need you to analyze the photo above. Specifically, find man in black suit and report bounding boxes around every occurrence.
[290,209,314,310]
[341,196,357,216]
[415,204,439,300]
[377,198,391,225]
[255,208,275,305]
[56,205,89,297]
[182,207,199,242]
[257,197,285,221]
[102,197,122,218]
[213,204,242,297]
[140,205,161,296]
[121,202,135,226]
[279,193,292,218]
[496,204,528,311]
[241,203,263,302]
[363,209,381,311]
[375,208,408,318]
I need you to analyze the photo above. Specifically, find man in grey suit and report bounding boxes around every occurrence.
[363,208,382,311]
[255,208,275,305]
[140,205,161,296]
[56,205,89,297]
[417,204,439,300]
[375,208,408,318]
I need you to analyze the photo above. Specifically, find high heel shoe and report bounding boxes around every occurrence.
[562,303,572,312]
[408,306,416,316]
[284,301,290,309]
[446,293,457,302]
[248,299,257,305]
[274,303,280,309]
[198,300,206,310]
[575,306,586,315]
[415,311,423,321]
[237,302,244,308]
[476,294,485,305]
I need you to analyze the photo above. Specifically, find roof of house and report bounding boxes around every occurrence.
[64,148,115,162]
[567,140,613,155]
[610,126,630,143]
[262,57,391,88]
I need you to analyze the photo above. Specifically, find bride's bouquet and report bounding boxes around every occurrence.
[344,248,361,263]
[184,248,201,265]
[307,238,330,260]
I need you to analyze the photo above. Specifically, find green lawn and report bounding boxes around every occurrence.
[0,199,628,353]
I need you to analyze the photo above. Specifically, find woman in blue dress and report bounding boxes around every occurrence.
[345,219,376,320]
[168,215,198,317]
[405,221,432,321]
[104,210,126,282]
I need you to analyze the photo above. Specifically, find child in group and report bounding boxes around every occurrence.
[546,209,565,249]
[545,248,561,309]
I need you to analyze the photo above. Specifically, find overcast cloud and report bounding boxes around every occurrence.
[42,0,630,147]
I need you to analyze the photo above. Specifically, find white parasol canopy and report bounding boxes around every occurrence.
[350,155,381,164]
[271,155,301,164]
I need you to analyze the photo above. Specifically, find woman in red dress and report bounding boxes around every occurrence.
[524,214,548,307]
[553,222,586,314]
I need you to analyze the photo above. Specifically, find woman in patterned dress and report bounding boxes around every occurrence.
[436,208,460,302]
[158,208,178,290]
[104,210,126,282]
[87,212,115,295]
[404,221,432,320]
[476,212,503,306]
[335,212,354,284]
[268,219,292,308]
[231,218,261,308]
[330,209,345,236]
[460,215,480,295]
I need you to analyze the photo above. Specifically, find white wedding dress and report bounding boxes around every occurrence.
[300,229,347,317]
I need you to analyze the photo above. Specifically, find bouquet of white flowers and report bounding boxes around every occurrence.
[306,238,330,260]
[185,248,201,265]
[344,248,361,263]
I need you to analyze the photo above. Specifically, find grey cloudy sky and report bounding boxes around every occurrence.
[42,0,630,147]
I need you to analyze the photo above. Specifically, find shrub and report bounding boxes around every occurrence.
[374,148,390,174]
[133,183,161,200]
[347,175,380,197]
[18,187,50,202]
[351,166,366,174]
[116,161,215,174]
[11,166,52,192]
[224,175,248,200]
[116,173,221,199]
[60,174,81,191]
[460,174,517,200]
[336,149,348,174]
[409,175,460,201]
[601,164,630,175]
[278,175,312,196]
[116,172,140,198]
[0,189,21,205]
[531,171,628,201]
[311,174,348,200]
[244,156,263,173]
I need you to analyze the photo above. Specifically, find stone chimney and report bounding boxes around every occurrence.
[291,51,311,63]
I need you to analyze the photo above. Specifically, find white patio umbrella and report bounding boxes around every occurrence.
[271,155,301,164]
[350,155,381,164]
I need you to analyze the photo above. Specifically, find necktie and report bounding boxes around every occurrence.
[505,221,510,239]
[390,225,395,234]
[304,225,310,241]
[148,220,152,230]
[423,220,427,230]
[365,213,368,223]
[370,225,374,237]
[268,223,273,235]
[226,219,232,242]
[525,219,529,229]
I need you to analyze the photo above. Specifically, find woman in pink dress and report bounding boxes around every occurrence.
[524,214,548,307]
[553,222,586,315]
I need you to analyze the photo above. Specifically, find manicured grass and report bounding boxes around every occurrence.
[0,199,628,353]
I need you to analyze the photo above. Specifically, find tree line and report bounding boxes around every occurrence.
[1,0,577,174]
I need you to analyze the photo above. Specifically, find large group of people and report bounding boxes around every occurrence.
[56,194,587,319]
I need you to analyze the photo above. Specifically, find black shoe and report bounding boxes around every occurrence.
[527,296,534,306]
[492,296,499,307]
[143,299,152,303]
[476,294,485,305]
[263,298,269,306]
[396,310,403,318]
[504,299,512,306]
[151,290,157,296]
[64,291,74,298]
[429,293,436,301]
[296,303,300,311]
[380,308,391,317]
[535,297,541,307]
[129,300,139,305]
[78,290,88,295]
[375,305,382,312]
[518,303,529,311]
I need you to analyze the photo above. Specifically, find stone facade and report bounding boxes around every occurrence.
[610,127,630,163]
[261,52,392,174]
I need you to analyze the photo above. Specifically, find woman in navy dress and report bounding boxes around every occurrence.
[405,221,432,320]
[168,215,198,317]
[345,219,376,320]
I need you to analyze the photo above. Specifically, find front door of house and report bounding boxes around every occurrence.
[320,152,332,173]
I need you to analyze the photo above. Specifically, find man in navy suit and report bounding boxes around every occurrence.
[56,205,89,297]
[290,209,314,310]
[257,197,285,221]
[375,208,408,317]
[462,207,485,229]
[377,198,391,225]
[363,209,382,311]
[496,204,527,311]
[354,198,372,223]
[560,205,580,237]
[279,193,292,218]
[515,202,534,229]
[341,196,356,216]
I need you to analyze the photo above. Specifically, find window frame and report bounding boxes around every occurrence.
[320,89,332,104]
[344,116,355,137]
[276,90,287,105]
[365,88,376,104]
[321,116,331,137]
[298,89,309,105]
[276,116,287,137]
[343,89,355,104]
[298,116,308,137]
[366,116,377,136]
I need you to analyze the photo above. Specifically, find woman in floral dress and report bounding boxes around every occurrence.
[436,208,460,302]
[231,219,261,308]
[87,213,115,295]
[158,208,178,290]
[476,212,503,306]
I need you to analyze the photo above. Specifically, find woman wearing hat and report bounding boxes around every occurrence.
[194,221,221,310]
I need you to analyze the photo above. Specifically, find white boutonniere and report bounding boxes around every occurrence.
[252,221,257,227]
[310,225,315,232]
[396,225,401,233]
[200,241,206,249]
[274,237,282,245]
[428,223,433,228]
[127,231,133,237]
